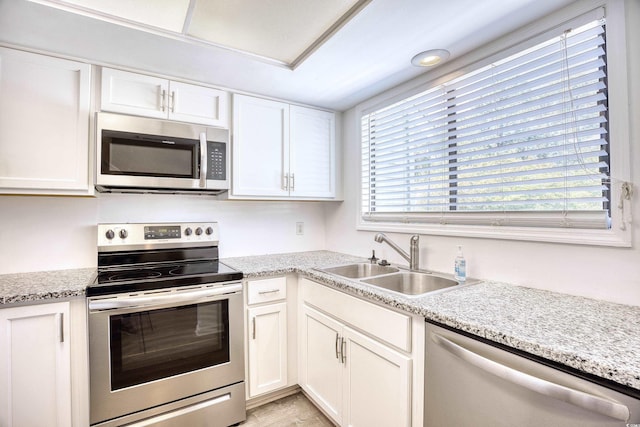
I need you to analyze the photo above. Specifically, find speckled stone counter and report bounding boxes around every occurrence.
[223,250,367,277]
[0,268,94,305]
[3,251,639,394]
[225,251,640,393]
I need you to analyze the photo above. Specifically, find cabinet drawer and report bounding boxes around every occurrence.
[301,278,411,352]
[247,277,287,305]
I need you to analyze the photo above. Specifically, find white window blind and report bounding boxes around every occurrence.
[361,19,610,229]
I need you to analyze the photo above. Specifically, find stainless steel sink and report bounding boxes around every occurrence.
[319,263,399,279]
[362,272,460,296]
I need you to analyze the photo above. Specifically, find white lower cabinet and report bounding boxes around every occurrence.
[342,327,411,427]
[0,302,72,427]
[301,306,344,422]
[246,276,295,399]
[248,302,288,396]
[299,279,416,427]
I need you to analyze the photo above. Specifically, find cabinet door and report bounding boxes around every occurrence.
[101,67,168,118]
[247,302,288,397]
[289,105,336,198]
[169,81,229,127]
[0,302,71,427]
[342,326,411,427]
[0,47,91,194]
[232,94,289,197]
[300,305,343,425]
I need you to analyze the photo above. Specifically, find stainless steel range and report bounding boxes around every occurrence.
[88,222,246,427]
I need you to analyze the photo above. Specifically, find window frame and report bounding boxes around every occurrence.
[356,0,631,247]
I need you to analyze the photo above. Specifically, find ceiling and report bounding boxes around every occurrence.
[27,0,370,67]
[0,0,576,111]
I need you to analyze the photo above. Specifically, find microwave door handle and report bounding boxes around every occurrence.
[199,132,207,188]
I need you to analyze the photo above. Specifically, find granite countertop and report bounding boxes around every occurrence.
[2,250,639,394]
[0,267,94,304]
[225,250,640,393]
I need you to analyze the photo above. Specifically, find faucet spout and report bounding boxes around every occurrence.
[374,233,420,270]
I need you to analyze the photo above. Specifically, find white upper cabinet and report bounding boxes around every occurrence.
[0,47,92,195]
[101,68,229,127]
[289,105,336,198]
[232,94,336,200]
[232,95,290,197]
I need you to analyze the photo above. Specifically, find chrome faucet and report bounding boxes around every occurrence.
[374,233,420,270]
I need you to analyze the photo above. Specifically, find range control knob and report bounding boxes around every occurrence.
[205,226,214,235]
[118,229,128,239]
[195,227,203,236]
[184,227,193,236]
[105,229,115,240]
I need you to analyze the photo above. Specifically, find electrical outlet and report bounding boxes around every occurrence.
[296,222,304,235]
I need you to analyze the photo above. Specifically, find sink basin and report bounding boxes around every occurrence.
[320,263,399,279]
[362,272,459,296]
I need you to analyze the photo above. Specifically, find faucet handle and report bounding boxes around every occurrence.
[368,250,379,264]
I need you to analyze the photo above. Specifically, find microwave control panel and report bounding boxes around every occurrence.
[207,142,226,181]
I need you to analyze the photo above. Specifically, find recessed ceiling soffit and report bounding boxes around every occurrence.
[26,0,372,68]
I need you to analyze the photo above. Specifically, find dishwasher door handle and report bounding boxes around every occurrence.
[431,332,630,422]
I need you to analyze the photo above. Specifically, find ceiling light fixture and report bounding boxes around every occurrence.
[411,49,450,67]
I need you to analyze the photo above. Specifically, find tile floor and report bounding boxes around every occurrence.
[239,392,335,426]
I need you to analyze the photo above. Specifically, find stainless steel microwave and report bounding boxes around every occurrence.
[95,112,229,194]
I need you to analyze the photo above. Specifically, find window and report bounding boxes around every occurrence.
[361,18,616,232]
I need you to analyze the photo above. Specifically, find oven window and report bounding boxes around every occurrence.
[109,300,229,390]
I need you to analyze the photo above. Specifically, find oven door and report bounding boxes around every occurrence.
[88,283,244,425]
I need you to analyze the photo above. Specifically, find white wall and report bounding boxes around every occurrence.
[3,0,639,307]
[325,0,640,306]
[0,194,328,274]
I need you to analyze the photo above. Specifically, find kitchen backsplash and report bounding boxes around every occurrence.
[0,194,328,274]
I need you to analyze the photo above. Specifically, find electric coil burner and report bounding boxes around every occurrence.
[88,222,246,427]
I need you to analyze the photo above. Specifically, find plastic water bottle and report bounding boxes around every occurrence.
[454,246,466,282]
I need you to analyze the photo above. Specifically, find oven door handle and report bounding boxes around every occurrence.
[88,283,242,311]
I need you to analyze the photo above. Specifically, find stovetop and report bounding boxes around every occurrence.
[89,222,243,297]
[88,260,243,297]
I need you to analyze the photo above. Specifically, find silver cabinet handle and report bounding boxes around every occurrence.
[252,317,256,340]
[160,89,167,112]
[199,132,207,188]
[58,312,64,343]
[282,173,289,191]
[335,333,340,360]
[290,173,295,191]
[258,289,280,295]
[170,91,176,112]
[431,332,630,421]
[341,337,346,364]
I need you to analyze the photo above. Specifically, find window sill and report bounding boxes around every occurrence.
[357,221,631,247]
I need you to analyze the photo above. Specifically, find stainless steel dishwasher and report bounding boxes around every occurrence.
[425,322,640,426]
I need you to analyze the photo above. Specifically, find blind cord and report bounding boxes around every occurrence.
[560,24,631,230]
